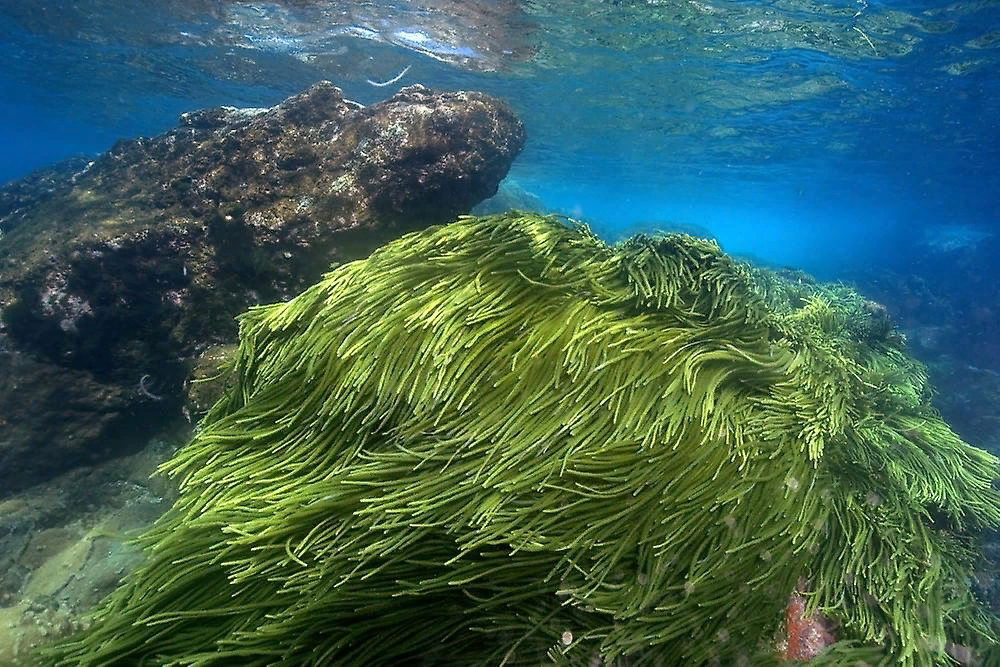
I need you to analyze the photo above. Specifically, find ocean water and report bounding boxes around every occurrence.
[2,0,998,275]
[2,1,1000,664]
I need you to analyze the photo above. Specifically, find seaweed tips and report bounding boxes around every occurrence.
[37,213,1000,666]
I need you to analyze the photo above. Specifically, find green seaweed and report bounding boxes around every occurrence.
[36,212,1000,666]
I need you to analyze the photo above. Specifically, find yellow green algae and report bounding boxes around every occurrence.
[32,212,1000,666]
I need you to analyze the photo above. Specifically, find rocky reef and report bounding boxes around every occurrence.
[846,230,1000,453]
[0,81,524,496]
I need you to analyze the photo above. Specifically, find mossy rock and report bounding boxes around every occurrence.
[184,344,240,419]
[37,213,1000,666]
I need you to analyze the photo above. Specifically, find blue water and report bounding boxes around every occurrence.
[1,0,997,277]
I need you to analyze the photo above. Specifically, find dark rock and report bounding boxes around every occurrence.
[0,81,524,496]
[845,233,1000,452]
[0,348,135,498]
[0,155,94,235]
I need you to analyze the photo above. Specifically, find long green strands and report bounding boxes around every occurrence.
[36,213,1000,666]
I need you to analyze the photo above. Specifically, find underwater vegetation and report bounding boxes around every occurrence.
[34,212,1000,666]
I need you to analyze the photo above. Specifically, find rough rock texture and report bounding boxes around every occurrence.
[0,81,524,496]
[846,234,1000,452]
[0,430,183,664]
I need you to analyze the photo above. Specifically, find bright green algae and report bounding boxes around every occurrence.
[37,212,1000,666]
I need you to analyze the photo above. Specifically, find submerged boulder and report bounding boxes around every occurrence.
[0,81,524,496]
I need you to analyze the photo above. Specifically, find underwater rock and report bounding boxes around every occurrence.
[0,155,92,235]
[0,430,180,664]
[846,233,1000,451]
[0,350,133,496]
[0,81,524,496]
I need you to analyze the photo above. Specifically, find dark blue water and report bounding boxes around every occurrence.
[1,0,997,276]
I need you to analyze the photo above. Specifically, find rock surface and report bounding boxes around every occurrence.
[0,429,184,664]
[846,233,1000,452]
[0,81,524,496]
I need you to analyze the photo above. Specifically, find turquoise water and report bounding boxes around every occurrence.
[2,0,997,275]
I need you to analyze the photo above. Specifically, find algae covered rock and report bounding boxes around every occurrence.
[37,213,1000,666]
[0,82,524,495]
